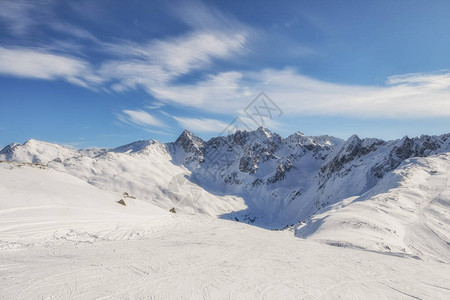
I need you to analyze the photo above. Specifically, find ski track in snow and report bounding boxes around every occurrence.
[1,214,449,299]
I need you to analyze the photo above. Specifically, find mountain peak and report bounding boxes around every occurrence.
[112,140,158,154]
[348,134,360,141]
[0,139,78,164]
[176,129,203,144]
[23,139,43,147]
[174,130,205,165]
[0,142,20,155]
[23,139,66,149]
[180,129,192,136]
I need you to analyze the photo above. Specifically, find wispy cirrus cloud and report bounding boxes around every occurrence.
[115,109,171,136]
[148,68,450,119]
[0,0,98,42]
[0,0,40,35]
[152,71,249,107]
[119,110,165,127]
[100,30,247,93]
[167,0,244,32]
[47,21,99,42]
[0,28,247,93]
[0,46,101,88]
[173,116,229,133]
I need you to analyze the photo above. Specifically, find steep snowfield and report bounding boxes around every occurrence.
[296,153,450,262]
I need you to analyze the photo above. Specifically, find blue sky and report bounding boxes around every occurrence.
[1,0,450,148]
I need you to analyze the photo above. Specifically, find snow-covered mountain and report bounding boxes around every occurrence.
[1,128,450,260]
[297,153,450,262]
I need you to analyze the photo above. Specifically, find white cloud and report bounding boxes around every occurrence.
[167,0,244,32]
[0,23,248,95]
[3,42,450,120]
[152,71,248,107]
[99,30,247,93]
[0,0,96,41]
[47,21,98,42]
[120,110,165,127]
[254,69,450,118]
[148,68,450,119]
[173,117,229,133]
[146,102,165,110]
[0,47,101,88]
[0,0,38,34]
[100,61,169,92]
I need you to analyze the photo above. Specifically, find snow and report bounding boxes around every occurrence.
[0,161,171,246]
[296,153,450,263]
[0,130,450,298]
[1,207,449,298]
[0,163,448,298]
[44,140,246,217]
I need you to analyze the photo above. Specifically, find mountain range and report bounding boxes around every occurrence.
[1,128,449,262]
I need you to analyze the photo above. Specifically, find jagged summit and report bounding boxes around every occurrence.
[171,129,205,166]
[175,129,205,146]
[255,126,272,138]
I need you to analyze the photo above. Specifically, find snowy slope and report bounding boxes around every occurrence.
[0,139,78,164]
[1,209,449,299]
[48,139,246,216]
[0,161,172,247]
[0,138,246,216]
[296,153,450,262]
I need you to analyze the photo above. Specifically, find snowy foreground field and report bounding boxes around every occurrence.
[0,161,449,299]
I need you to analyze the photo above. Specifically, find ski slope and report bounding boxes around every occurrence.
[1,212,449,299]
